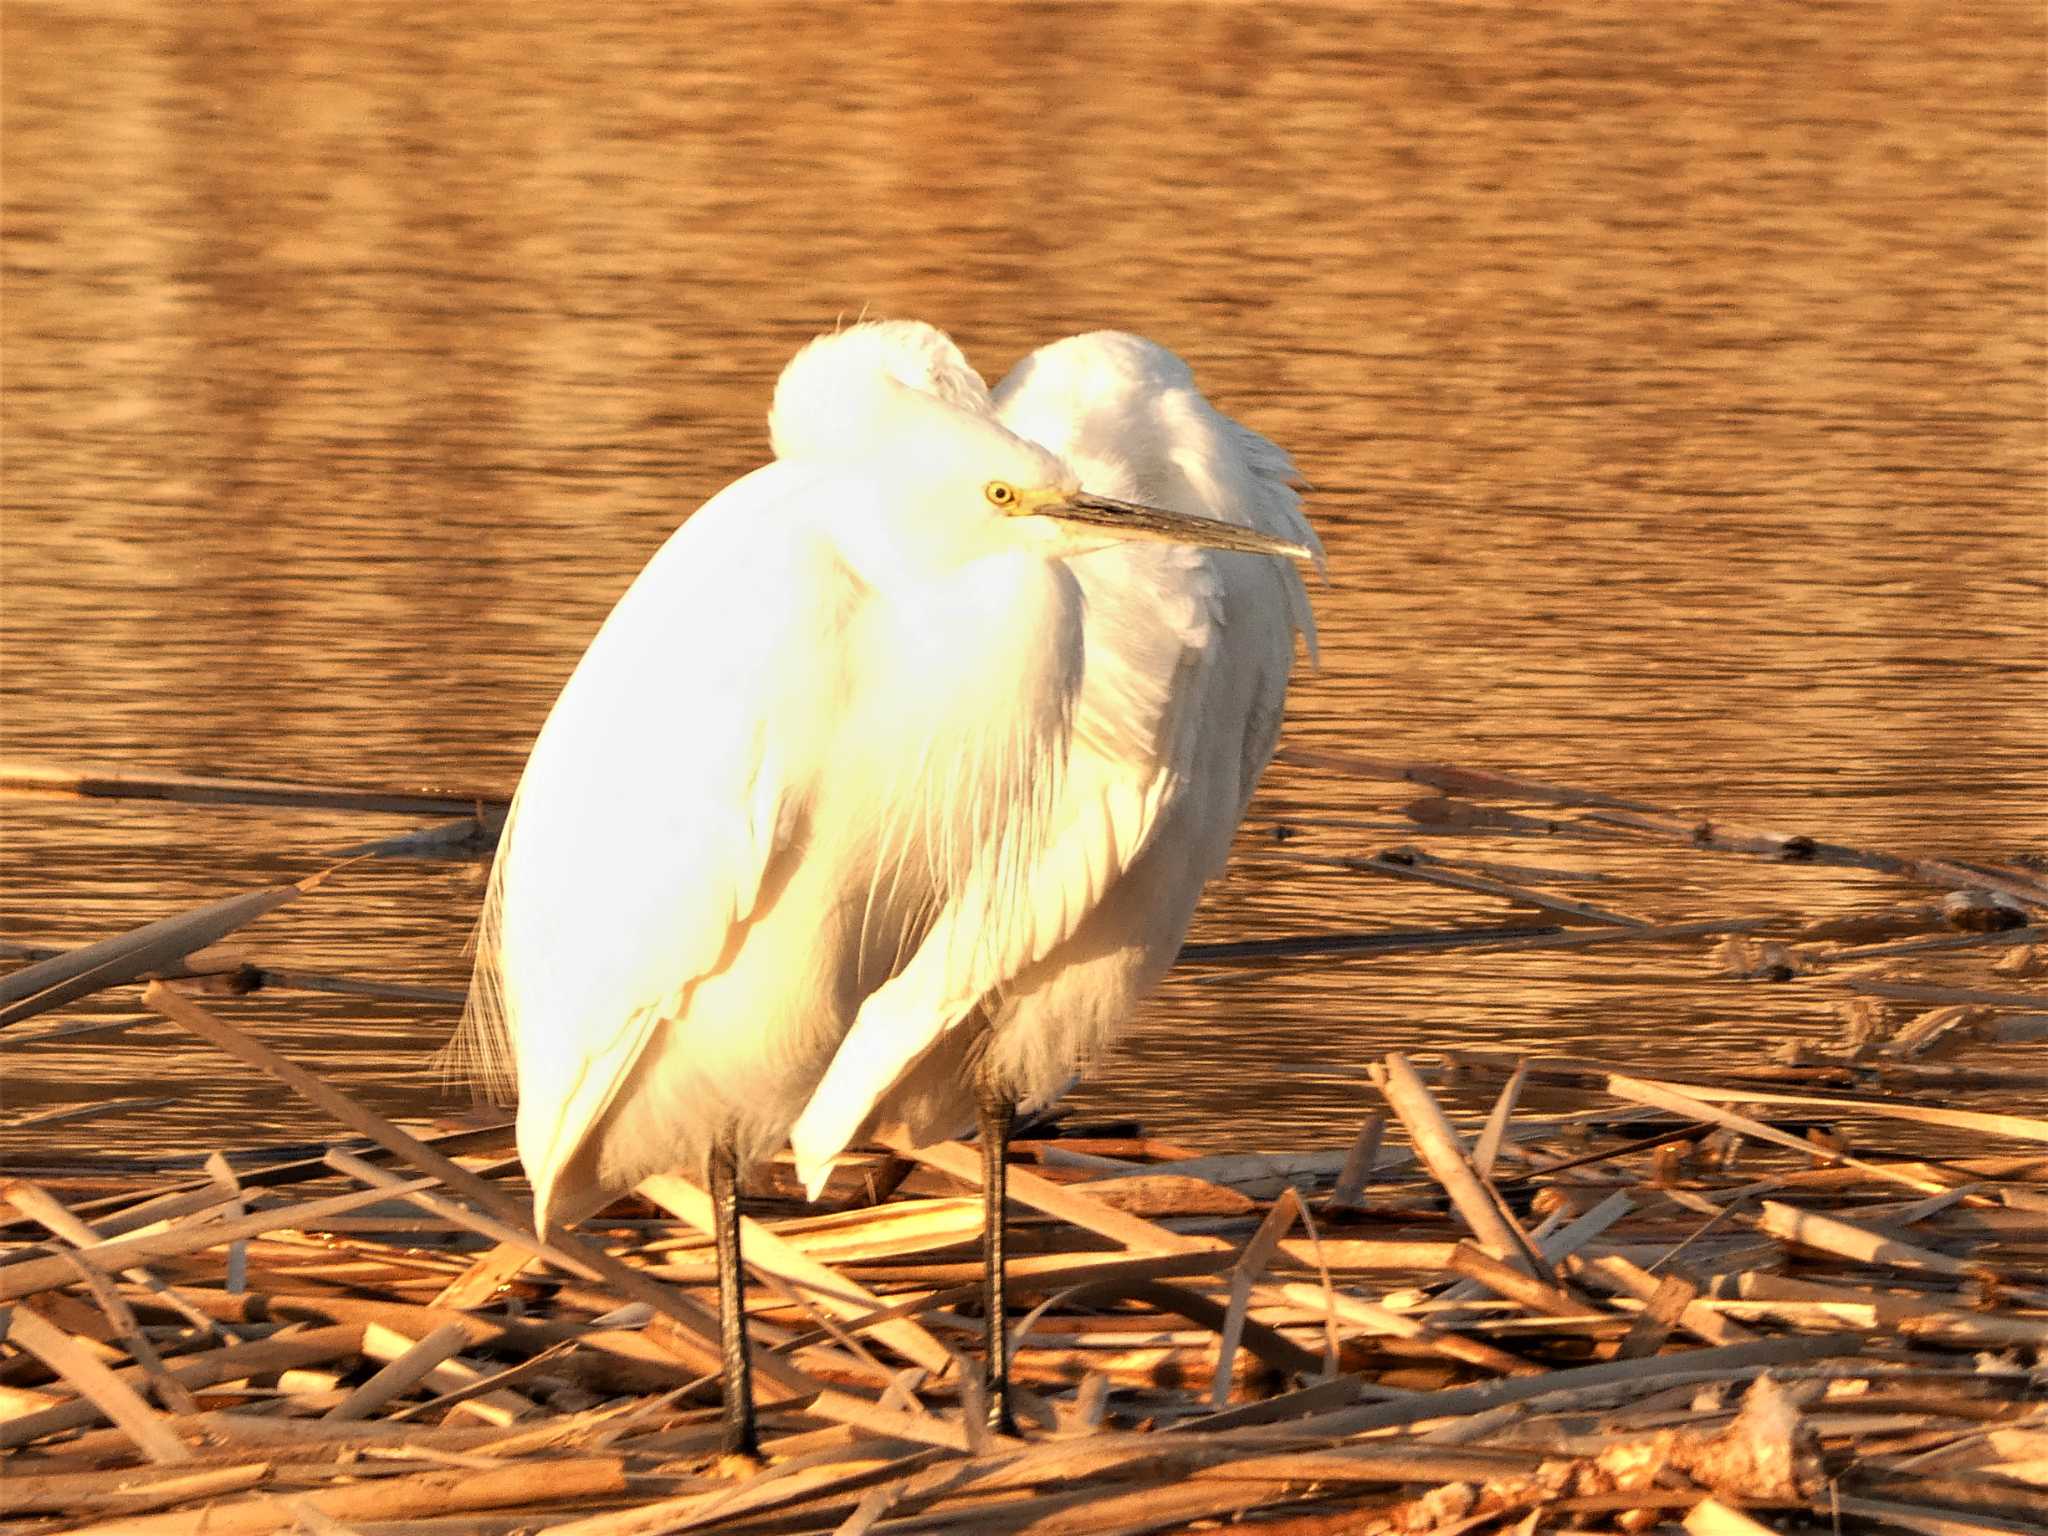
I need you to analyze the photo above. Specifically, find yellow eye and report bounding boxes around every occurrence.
[985,481,1019,509]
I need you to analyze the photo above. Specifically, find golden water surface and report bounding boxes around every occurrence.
[3,3,2043,1161]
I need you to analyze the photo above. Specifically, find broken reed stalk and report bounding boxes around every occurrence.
[1275,745,2048,911]
[0,761,508,818]
[1372,1053,1539,1273]
[0,876,332,1028]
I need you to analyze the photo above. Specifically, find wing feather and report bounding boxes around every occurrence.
[788,746,1181,1196]
[788,540,1222,1197]
[459,461,858,1224]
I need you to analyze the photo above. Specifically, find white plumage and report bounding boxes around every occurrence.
[455,320,1319,1236]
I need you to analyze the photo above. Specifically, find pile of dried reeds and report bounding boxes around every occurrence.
[4,986,2044,1533]
[3,756,2044,1533]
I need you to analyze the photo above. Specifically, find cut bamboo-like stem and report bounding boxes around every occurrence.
[1211,1188,1304,1409]
[0,877,324,1027]
[885,1136,1218,1257]
[1,1301,193,1465]
[57,1455,626,1536]
[0,1179,443,1303]
[1471,1060,1527,1178]
[322,1321,473,1422]
[1613,1073,2048,1149]
[0,1324,367,1450]
[1756,1200,1990,1281]
[0,761,507,817]
[1375,1053,1535,1272]
[1326,1112,1384,1210]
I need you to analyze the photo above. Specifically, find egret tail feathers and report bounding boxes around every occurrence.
[521,1003,666,1231]
[790,986,977,1200]
[439,791,523,1103]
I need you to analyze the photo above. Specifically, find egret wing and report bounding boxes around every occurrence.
[460,461,857,1221]
[788,543,1222,1191]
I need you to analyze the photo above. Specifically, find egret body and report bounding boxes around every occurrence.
[457,321,1318,1450]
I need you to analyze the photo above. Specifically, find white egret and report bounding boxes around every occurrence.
[455,321,1319,1452]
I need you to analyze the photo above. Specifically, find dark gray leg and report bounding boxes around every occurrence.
[976,1079,1018,1436]
[709,1144,759,1458]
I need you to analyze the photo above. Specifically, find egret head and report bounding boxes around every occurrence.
[874,382,1315,576]
[770,320,994,461]
[994,332,1193,464]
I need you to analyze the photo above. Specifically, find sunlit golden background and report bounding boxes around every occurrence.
[4,4,2043,1157]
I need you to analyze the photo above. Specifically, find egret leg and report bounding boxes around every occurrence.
[709,1145,759,1458]
[976,1079,1018,1436]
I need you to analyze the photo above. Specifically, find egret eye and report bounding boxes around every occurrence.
[985,481,1019,509]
